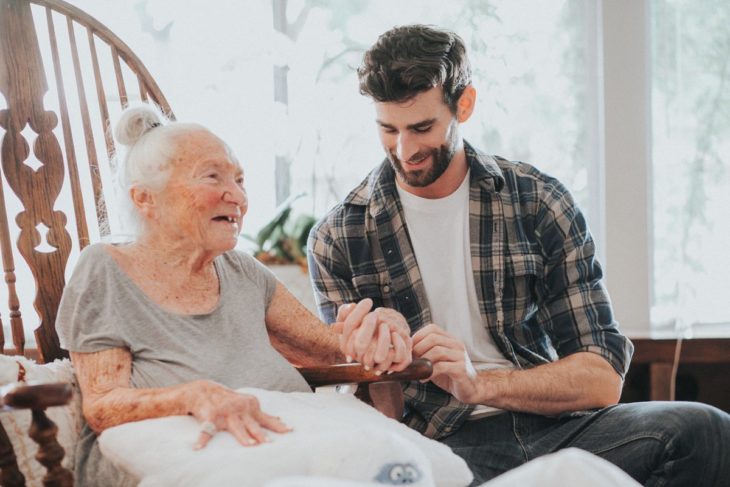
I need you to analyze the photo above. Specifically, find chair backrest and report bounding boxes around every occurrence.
[0,0,173,362]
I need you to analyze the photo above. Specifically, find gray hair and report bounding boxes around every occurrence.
[112,104,206,238]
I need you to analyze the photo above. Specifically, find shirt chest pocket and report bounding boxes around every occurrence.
[502,253,544,316]
[351,272,391,308]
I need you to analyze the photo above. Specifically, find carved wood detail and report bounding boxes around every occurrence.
[0,420,26,487]
[0,0,72,362]
[29,409,73,487]
[0,0,27,357]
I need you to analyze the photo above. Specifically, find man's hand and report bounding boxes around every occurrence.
[332,299,413,373]
[412,324,482,404]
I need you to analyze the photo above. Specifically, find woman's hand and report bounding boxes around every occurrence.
[189,380,292,449]
[333,299,413,374]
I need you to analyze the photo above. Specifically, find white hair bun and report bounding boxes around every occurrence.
[114,105,163,146]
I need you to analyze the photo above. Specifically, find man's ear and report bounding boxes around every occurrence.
[130,186,156,220]
[456,85,477,123]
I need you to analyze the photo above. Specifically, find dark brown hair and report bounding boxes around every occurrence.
[357,24,471,113]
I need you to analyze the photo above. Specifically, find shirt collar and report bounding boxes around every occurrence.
[464,141,505,191]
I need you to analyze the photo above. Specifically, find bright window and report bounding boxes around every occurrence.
[650,0,730,335]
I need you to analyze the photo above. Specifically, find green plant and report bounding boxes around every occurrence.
[244,193,317,268]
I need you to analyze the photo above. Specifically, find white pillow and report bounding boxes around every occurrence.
[480,448,641,487]
[99,388,473,487]
[0,355,82,487]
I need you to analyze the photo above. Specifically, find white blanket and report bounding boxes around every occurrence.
[99,388,473,487]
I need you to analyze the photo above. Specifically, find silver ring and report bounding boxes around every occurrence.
[200,421,217,436]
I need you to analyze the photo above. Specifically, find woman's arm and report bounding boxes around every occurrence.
[73,348,182,432]
[71,349,290,447]
[264,283,342,367]
[265,283,412,371]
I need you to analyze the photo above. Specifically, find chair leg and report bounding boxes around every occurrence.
[0,421,26,487]
[354,383,405,420]
[354,383,374,406]
[28,409,73,487]
[371,383,405,420]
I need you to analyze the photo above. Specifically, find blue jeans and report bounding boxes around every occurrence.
[440,402,730,486]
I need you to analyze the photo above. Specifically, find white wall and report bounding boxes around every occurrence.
[601,0,653,337]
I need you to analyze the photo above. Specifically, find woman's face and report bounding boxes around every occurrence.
[151,130,248,253]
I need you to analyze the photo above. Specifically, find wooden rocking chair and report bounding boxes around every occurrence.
[0,1,430,485]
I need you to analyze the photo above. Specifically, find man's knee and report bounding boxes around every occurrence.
[649,402,729,441]
[626,401,727,445]
[655,402,730,484]
[602,402,730,485]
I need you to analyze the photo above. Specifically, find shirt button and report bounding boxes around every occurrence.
[382,284,391,293]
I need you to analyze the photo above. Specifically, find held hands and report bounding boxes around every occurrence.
[412,324,482,404]
[333,298,413,374]
[190,380,291,450]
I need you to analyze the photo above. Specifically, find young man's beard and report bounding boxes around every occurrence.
[389,145,454,188]
[387,120,460,188]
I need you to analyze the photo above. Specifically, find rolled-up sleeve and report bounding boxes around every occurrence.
[534,181,634,378]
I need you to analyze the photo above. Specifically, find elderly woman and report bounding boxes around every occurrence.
[56,105,413,486]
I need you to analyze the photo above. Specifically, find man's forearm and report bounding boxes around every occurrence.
[474,352,623,415]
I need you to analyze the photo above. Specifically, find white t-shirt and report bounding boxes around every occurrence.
[396,172,513,417]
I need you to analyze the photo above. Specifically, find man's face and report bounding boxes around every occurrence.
[375,87,461,190]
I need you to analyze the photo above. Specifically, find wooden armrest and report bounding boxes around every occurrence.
[298,358,432,388]
[2,383,73,411]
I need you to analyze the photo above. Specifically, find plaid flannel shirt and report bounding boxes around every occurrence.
[308,142,634,440]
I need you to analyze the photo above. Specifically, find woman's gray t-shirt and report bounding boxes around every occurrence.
[57,243,310,485]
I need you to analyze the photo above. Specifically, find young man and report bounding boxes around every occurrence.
[308,25,730,485]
